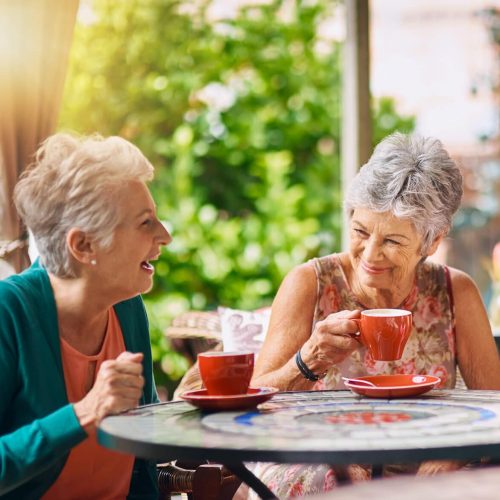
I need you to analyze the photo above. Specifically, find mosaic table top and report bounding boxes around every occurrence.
[98,389,500,464]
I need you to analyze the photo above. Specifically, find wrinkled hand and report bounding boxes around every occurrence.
[300,310,361,373]
[417,460,466,476]
[73,351,145,431]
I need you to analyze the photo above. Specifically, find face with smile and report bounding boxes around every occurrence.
[93,180,171,301]
[348,208,435,303]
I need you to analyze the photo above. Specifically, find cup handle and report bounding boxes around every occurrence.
[350,318,364,345]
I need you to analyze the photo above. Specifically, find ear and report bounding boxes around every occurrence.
[425,233,446,257]
[66,228,96,266]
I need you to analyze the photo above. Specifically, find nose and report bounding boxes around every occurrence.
[362,236,383,262]
[157,220,172,246]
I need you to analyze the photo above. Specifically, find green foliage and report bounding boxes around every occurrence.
[59,0,414,395]
[372,97,415,146]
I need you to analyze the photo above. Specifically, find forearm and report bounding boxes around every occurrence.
[253,317,359,390]
[252,354,318,391]
[457,358,500,390]
[452,269,500,390]
[0,405,86,495]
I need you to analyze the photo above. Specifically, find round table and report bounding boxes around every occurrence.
[98,389,500,498]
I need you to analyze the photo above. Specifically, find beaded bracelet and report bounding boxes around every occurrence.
[295,349,324,382]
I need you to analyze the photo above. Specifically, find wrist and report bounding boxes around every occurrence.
[295,349,327,381]
[73,401,95,432]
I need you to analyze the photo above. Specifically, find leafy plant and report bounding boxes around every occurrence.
[59,0,414,397]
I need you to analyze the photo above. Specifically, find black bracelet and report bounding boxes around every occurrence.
[295,349,324,381]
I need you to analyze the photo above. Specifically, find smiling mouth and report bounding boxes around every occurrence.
[361,261,388,274]
[141,261,154,272]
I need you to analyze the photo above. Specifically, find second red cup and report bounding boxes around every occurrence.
[198,351,254,395]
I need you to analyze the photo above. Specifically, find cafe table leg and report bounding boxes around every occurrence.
[224,462,277,499]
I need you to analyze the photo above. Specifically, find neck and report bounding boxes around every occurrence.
[49,273,112,354]
[353,282,413,309]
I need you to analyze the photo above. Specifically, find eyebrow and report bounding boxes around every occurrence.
[135,207,155,219]
[352,220,411,241]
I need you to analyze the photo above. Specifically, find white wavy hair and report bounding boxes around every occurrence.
[344,132,463,254]
[14,133,154,277]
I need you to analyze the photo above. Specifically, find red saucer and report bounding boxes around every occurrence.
[180,387,279,411]
[344,374,441,399]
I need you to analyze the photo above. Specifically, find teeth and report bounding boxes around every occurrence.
[141,261,153,271]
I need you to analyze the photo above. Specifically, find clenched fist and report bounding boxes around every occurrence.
[73,351,145,431]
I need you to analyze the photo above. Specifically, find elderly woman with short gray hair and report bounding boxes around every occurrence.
[248,132,500,497]
[0,133,170,498]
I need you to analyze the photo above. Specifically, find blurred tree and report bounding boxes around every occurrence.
[59,0,414,396]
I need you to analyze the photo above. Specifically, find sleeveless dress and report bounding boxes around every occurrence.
[248,254,457,498]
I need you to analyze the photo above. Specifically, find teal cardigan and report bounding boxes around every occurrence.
[0,263,159,498]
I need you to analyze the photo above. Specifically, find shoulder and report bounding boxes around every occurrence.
[0,264,49,309]
[307,253,344,279]
[447,266,482,304]
[276,253,342,302]
[447,266,477,290]
[0,267,50,355]
[286,261,317,283]
[419,261,479,298]
[281,258,326,294]
[418,260,447,279]
[417,260,461,293]
[270,262,318,310]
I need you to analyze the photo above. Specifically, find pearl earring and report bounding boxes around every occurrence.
[90,259,97,266]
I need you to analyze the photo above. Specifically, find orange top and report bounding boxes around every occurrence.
[42,308,135,500]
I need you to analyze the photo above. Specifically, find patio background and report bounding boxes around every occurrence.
[2,0,498,398]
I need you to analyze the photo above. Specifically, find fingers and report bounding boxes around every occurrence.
[331,334,359,351]
[98,358,144,389]
[117,351,143,362]
[102,351,144,376]
[316,311,361,338]
[305,310,363,366]
[84,353,145,423]
[101,371,145,391]
[328,309,361,320]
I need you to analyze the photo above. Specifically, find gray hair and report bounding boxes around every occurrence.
[14,133,154,277]
[344,132,463,254]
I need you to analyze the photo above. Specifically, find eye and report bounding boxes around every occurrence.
[385,238,401,245]
[353,228,368,237]
[141,218,153,227]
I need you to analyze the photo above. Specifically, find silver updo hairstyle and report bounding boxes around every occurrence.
[14,133,154,278]
[344,132,463,255]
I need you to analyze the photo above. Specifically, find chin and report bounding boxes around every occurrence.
[125,279,153,298]
[359,271,387,288]
[140,279,154,294]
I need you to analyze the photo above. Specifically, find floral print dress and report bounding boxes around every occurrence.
[248,254,457,498]
[312,254,456,390]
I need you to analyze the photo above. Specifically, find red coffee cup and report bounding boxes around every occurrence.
[198,351,254,395]
[353,309,412,361]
